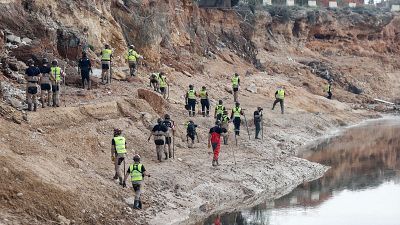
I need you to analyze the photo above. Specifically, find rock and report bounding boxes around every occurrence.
[182,71,192,77]
[246,83,257,93]
[8,60,28,72]
[37,128,43,133]
[57,215,71,225]
[65,157,80,168]
[21,38,32,45]
[347,84,363,95]
[224,86,233,94]
[16,192,23,197]
[5,42,18,49]
[137,88,166,114]
[6,34,21,44]
[9,97,24,109]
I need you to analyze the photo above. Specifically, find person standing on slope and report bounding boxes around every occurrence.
[208,120,227,166]
[148,118,168,162]
[123,154,149,209]
[111,128,127,185]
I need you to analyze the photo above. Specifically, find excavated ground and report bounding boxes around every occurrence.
[0,1,399,225]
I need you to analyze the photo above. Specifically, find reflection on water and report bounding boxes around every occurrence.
[202,119,400,225]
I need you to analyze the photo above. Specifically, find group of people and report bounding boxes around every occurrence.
[24,58,65,111]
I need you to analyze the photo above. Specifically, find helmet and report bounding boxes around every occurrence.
[218,100,223,104]
[164,114,170,120]
[235,102,240,107]
[234,73,239,76]
[114,128,122,135]
[157,118,163,124]
[160,72,165,76]
[215,120,221,126]
[202,86,206,90]
[52,60,58,65]
[105,43,110,48]
[129,44,134,49]
[189,84,193,89]
[42,58,49,64]
[27,59,34,66]
[82,51,87,58]
[133,154,141,162]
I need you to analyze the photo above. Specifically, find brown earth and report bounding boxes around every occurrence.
[0,0,399,225]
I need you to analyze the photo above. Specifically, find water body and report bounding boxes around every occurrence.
[202,119,400,225]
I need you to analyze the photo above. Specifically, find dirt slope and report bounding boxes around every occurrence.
[0,0,399,224]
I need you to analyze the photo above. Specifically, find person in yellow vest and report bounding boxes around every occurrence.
[230,102,244,136]
[325,80,333,99]
[101,44,112,84]
[158,72,168,99]
[25,59,41,111]
[221,110,230,145]
[231,73,240,102]
[272,86,285,114]
[122,154,149,210]
[111,128,127,185]
[125,45,142,76]
[214,100,225,121]
[49,60,65,107]
[186,84,197,116]
[199,86,210,117]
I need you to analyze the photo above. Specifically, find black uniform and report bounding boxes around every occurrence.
[79,57,92,88]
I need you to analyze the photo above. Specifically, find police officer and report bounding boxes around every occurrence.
[78,52,92,90]
[199,86,210,117]
[111,128,127,185]
[221,110,230,145]
[123,154,149,209]
[148,118,168,162]
[25,59,40,111]
[230,102,243,136]
[39,58,52,107]
[101,44,112,84]
[158,72,168,99]
[272,86,285,114]
[231,73,240,102]
[50,60,64,107]
[126,45,142,76]
[186,85,197,117]
[214,100,225,121]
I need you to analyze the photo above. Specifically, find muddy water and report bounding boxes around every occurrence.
[201,119,400,225]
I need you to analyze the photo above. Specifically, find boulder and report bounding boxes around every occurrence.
[6,34,22,44]
[137,88,166,114]
[246,83,257,93]
[21,37,32,45]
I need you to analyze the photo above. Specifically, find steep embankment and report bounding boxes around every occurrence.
[0,0,399,225]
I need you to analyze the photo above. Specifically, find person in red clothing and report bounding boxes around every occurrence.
[208,120,227,166]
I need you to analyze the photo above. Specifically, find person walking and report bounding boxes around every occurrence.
[221,110,230,145]
[111,128,127,185]
[208,120,227,166]
[231,73,240,102]
[161,114,175,158]
[230,102,243,136]
[186,120,198,148]
[25,59,41,111]
[122,154,149,209]
[148,118,168,162]
[272,86,285,114]
[199,86,210,117]
[50,60,65,107]
[39,58,52,108]
[186,85,197,117]
[214,100,225,121]
[125,45,142,76]
[78,52,92,90]
[325,80,333,99]
[149,72,160,92]
[101,43,112,84]
[158,72,168,99]
[254,107,263,139]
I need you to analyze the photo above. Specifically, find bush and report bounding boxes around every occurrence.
[266,5,293,22]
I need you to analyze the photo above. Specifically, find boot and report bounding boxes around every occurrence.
[202,112,205,117]
[28,103,32,111]
[212,159,216,166]
[133,200,140,209]
[119,177,123,185]
[41,99,45,108]
[113,173,118,180]
[164,152,168,160]
[216,159,219,166]
[157,152,162,162]
[188,111,191,117]
[33,103,37,112]
[169,150,172,158]
[138,200,142,209]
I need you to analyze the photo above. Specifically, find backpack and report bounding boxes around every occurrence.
[187,123,196,135]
